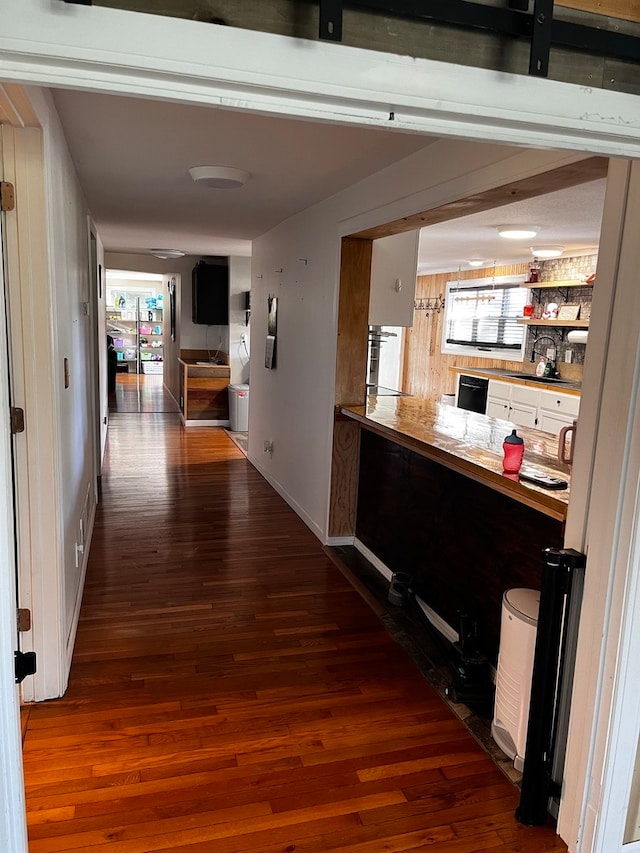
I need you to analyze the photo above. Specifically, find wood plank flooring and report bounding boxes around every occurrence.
[109,373,180,413]
[22,412,568,852]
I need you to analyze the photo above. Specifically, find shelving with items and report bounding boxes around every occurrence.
[106,291,164,374]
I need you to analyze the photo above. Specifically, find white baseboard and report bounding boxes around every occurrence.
[354,539,393,581]
[415,598,459,644]
[182,418,230,427]
[65,494,97,673]
[354,538,459,643]
[325,536,355,546]
[249,457,325,542]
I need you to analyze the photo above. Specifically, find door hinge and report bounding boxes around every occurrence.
[10,407,25,434]
[1,181,15,212]
[14,650,36,684]
[17,609,31,632]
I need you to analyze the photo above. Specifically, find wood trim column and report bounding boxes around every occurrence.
[328,236,372,538]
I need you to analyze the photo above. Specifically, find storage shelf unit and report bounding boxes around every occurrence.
[517,319,590,327]
[527,279,592,290]
[107,302,164,373]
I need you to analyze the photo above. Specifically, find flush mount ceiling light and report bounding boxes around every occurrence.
[150,249,185,260]
[468,259,484,267]
[531,246,564,259]
[188,165,250,189]
[497,225,540,240]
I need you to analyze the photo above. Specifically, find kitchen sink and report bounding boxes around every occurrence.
[506,373,571,384]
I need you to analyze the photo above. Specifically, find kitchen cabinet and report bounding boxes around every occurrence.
[368,230,419,327]
[486,379,579,436]
[486,380,539,429]
[538,389,580,434]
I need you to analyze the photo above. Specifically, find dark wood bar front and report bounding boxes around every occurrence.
[341,397,569,663]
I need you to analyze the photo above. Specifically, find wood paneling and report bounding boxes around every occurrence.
[559,1,640,22]
[403,263,531,401]
[22,414,567,853]
[329,237,373,538]
[329,417,361,538]
[334,237,372,407]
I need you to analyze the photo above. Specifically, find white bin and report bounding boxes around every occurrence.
[228,384,249,432]
[492,588,540,772]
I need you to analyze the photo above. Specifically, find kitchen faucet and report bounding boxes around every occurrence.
[530,335,559,376]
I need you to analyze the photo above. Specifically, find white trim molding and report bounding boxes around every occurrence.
[0,1,639,160]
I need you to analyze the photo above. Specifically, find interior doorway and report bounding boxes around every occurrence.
[106,269,178,414]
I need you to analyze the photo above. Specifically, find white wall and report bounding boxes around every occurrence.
[229,256,251,387]
[24,87,98,681]
[250,142,590,541]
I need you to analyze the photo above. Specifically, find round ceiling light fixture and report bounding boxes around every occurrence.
[150,249,185,260]
[497,225,540,240]
[188,165,250,189]
[531,246,564,259]
[468,258,484,267]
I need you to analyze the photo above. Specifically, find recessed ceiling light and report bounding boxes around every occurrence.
[188,165,250,189]
[468,259,484,267]
[150,249,185,260]
[497,226,540,240]
[531,246,564,259]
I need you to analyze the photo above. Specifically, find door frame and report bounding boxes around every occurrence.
[0,138,29,853]
[3,8,640,847]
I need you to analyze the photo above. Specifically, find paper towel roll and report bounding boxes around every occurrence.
[567,330,588,344]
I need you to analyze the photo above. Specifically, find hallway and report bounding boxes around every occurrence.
[21,415,568,852]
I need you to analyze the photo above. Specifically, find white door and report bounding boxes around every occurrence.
[0,181,29,851]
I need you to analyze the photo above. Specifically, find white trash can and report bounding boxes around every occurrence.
[492,588,540,771]
[228,384,249,432]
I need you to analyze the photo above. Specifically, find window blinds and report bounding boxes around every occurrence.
[445,282,527,350]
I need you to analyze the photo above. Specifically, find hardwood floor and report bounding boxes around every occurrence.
[109,372,180,413]
[22,414,568,852]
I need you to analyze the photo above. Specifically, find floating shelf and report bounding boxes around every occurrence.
[526,279,593,290]
[517,319,590,327]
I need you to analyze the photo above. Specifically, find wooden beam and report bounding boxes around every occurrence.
[352,156,609,241]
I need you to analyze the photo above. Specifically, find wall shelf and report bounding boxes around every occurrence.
[517,319,590,327]
[527,279,592,290]
[528,279,594,303]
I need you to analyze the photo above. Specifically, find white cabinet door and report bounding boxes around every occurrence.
[539,411,577,436]
[487,400,510,420]
[510,403,539,429]
[368,231,419,327]
[539,389,581,418]
[487,379,511,401]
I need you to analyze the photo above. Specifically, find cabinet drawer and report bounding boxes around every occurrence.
[487,379,510,400]
[539,412,576,436]
[539,390,580,417]
[510,384,540,407]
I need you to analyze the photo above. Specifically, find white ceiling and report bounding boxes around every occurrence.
[51,89,606,271]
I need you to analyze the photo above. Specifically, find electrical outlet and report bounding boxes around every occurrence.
[240,333,247,345]
[565,350,573,363]
[264,440,273,456]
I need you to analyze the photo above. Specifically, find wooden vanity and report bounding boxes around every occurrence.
[179,356,231,425]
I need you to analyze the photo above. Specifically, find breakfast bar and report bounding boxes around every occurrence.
[340,396,571,661]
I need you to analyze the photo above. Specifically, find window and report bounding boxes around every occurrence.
[441,274,527,361]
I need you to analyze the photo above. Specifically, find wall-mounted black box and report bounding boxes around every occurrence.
[192,260,229,325]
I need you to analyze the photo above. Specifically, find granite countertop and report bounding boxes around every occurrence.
[341,396,571,521]
[450,365,581,395]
